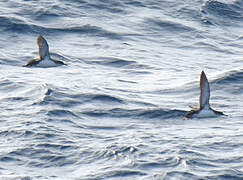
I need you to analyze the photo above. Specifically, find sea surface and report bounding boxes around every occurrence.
[0,0,243,179]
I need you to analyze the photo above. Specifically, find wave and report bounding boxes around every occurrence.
[37,87,125,107]
[145,18,196,33]
[84,1,126,14]
[83,169,146,180]
[158,69,243,95]
[213,69,243,85]
[163,171,199,179]
[84,57,137,68]
[47,109,79,118]
[82,108,186,119]
[0,79,24,93]
[201,0,243,25]
[0,15,123,39]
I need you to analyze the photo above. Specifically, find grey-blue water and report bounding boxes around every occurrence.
[0,0,243,179]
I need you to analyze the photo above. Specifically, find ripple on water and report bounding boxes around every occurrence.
[0,0,243,179]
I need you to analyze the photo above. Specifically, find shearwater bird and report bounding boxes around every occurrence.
[185,71,224,118]
[24,35,66,67]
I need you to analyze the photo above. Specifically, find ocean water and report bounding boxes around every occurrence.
[0,0,243,179]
